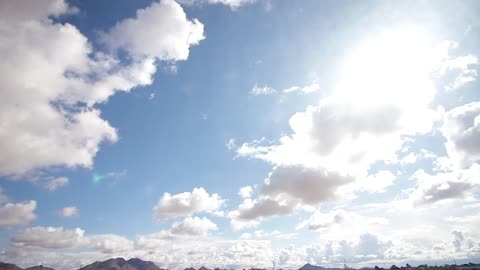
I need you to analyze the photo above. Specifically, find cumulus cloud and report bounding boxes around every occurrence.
[283,83,320,94]
[153,187,224,219]
[441,102,480,168]
[0,0,204,176]
[261,165,354,205]
[101,0,204,62]
[250,84,276,96]
[44,177,69,191]
[230,28,480,229]
[410,163,480,205]
[11,226,85,249]
[233,198,296,221]
[88,234,133,254]
[58,206,78,218]
[170,216,218,236]
[0,201,37,228]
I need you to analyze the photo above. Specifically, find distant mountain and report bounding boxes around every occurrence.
[25,266,55,270]
[298,264,346,270]
[299,264,325,270]
[0,262,24,270]
[79,258,164,270]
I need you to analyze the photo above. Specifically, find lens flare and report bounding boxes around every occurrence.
[92,173,104,184]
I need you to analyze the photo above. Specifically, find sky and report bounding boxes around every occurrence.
[0,0,480,269]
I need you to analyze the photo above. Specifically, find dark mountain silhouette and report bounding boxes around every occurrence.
[299,264,325,270]
[0,262,24,270]
[25,266,54,270]
[79,258,164,270]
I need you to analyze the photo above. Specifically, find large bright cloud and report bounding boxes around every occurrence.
[153,187,224,219]
[232,27,480,229]
[0,0,204,176]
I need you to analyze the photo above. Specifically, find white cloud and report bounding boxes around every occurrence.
[44,177,69,191]
[170,216,218,236]
[441,102,480,168]
[226,138,237,150]
[354,170,396,194]
[296,209,347,231]
[409,163,480,206]
[0,0,204,177]
[397,149,437,166]
[232,198,296,221]
[58,206,78,218]
[283,83,320,94]
[87,234,133,254]
[261,165,354,205]
[176,0,257,9]
[232,28,480,228]
[441,53,478,91]
[153,187,224,219]
[250,84,276,96]
[11,226,85,249]
[101,0,204,62]
[0,201,37,228]
[238,186,253,198]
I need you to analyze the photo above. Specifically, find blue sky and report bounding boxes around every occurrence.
[0,0,480,269]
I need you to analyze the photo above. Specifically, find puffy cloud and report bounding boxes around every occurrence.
[170,216,218,236]
[441,102,480,168]
[354,233,391,258]
[233,198,296,221]
[0,201,37,228]
[0,0,203,176]
[410,163,480,205]
[238,186,253,198]
[261,165,354,205]
[250,84,276,96]
[44,177,69,191]
[58,206,78,218]
[88,234,133,254]
[101,0,204,62]
[283,83,320,94]
[153,187,224,219]
[11,226,85,249]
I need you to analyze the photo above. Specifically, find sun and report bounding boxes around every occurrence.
[334,25,443,109]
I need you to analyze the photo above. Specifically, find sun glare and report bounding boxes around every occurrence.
[335,26,441,108]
